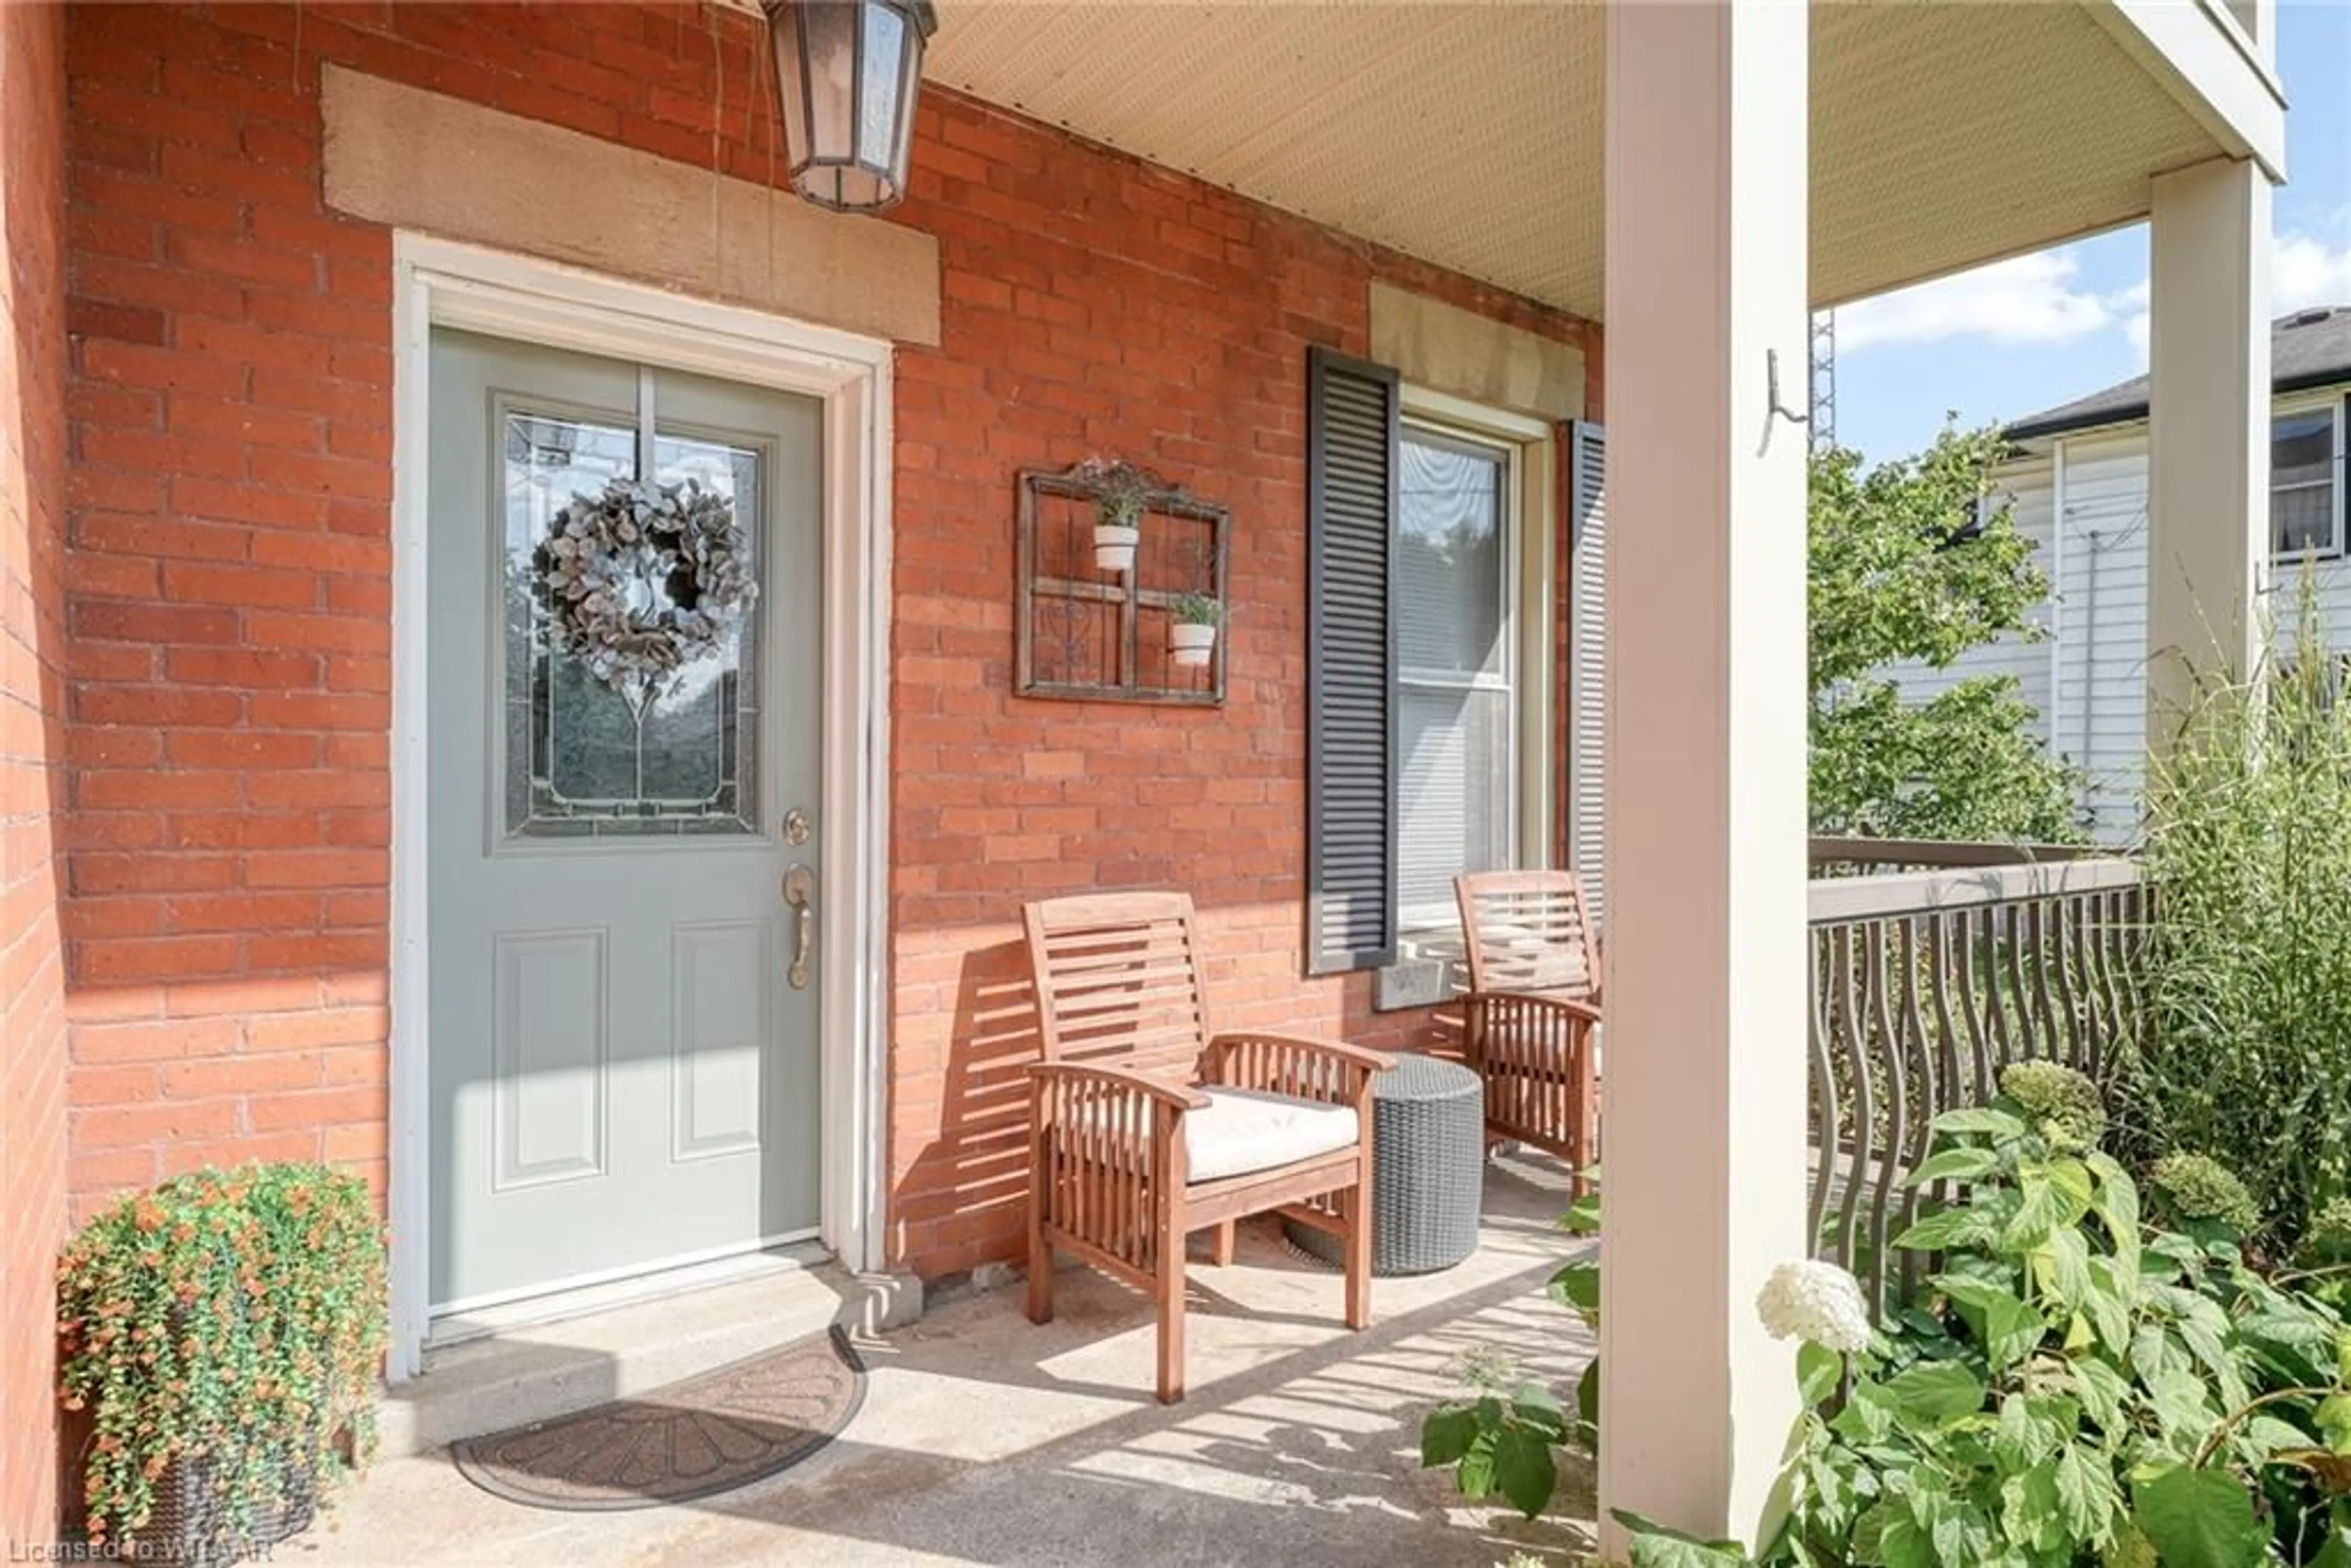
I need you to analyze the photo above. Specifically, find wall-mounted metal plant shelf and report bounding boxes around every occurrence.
[1015,462,1231,706]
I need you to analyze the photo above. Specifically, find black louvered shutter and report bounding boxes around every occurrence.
[1567,421,1607,927]
[1305,348,1400,975]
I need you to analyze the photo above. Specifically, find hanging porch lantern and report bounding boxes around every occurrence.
[764,0,938,214]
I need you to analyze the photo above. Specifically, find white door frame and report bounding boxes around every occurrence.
[385,234,894,1379]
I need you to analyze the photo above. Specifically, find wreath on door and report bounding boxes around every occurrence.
[534,476,758,699]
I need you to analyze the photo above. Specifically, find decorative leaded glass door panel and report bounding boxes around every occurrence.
[426,329,824,1314]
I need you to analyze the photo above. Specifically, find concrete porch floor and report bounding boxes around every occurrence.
[289,1153,1599,1567]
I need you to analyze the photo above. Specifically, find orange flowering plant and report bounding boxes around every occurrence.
[56,1163,388,1550]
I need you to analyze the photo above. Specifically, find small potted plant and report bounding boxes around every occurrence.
[58,1163,388,1562]
[1078,460,1152,575]
[1169,591,1221,667]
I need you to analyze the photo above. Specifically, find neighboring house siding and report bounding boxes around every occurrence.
[56,4,1602,1285]
[0,0,69,1542]
[2274,555,2351,658]
[2047,433,2153,842]
[1911,431,2158,844]
[1878,454,2057,741]
[1919,391,2351,846]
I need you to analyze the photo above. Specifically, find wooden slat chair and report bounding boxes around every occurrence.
[1454,869,1602,1195]
[1022,891,1395,1403]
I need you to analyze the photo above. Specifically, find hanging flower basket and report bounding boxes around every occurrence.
[1169,593,1221,669]
[1169,623,1217,667]
[57,1165,387,1562]
[534,476,758,706]
[1093,522,1140,574]
[1071,458,1155,577]
[137,1429,321,1566]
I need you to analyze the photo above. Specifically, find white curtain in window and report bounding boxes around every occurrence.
[1397,440,1506,676]
[2272,409,2336,555]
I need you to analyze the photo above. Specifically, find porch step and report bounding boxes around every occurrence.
[377,1258,922,1458]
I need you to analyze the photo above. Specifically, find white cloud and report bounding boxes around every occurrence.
[2115,280,2151,360]
[1838,250,2121,352]
[2273,233,2351,314]
[2113,235,2351,367]
[1839,233,2351,368]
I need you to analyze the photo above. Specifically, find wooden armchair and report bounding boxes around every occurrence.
[1021,891,1395,1403]
[1453,869,1602,1194]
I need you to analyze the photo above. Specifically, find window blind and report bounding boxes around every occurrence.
[1395,430,1512,920]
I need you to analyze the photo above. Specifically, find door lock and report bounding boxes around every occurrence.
[783,806,812,846]
[782,864,815,990]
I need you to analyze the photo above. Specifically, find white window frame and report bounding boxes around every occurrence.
[2269,392,2345,561]
[1392,386,1558,939]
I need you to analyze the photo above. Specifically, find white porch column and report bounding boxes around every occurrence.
[2147,156,2271,741]
[1599,0,1810,1552]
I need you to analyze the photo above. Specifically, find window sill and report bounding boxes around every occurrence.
[1373,924,1468,1013]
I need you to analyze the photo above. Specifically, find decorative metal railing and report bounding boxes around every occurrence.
[1804,843,2151,1313]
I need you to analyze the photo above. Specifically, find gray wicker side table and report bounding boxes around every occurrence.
[1285,1052,1483,1275]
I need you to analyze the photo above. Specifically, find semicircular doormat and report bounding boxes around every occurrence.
[450,1325,867,1511]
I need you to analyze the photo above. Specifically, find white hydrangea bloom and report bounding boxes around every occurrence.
[1754,1259,1873,1353]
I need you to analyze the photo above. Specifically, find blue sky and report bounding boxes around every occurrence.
[1835,2,2351,463]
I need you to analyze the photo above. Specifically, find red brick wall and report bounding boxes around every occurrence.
[1,0,70,1540]
[882,99,1597,1275]
[57,4,1597,1281]
[60,3,394,1218]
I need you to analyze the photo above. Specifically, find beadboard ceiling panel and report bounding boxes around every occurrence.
[921,1,2224,320]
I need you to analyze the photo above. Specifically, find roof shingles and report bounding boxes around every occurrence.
[2005,306,2351,440]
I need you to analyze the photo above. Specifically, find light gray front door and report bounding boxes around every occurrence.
[427,328,823,1314]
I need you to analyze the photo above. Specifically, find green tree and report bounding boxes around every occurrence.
[1809,423,2083,842]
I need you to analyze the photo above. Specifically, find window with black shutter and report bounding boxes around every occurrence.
[1305,354,1586,981]
[1567,420,1607,925]
[1305,349,1401,975]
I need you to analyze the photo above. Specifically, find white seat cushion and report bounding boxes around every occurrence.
[1185,1087,1360,1184]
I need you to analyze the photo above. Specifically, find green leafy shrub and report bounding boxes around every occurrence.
[2292,1203,2351,1324]
[1419,1365,1571,1521]
[2303,1201,2351,1269]
[1433,1082,2351,1565]
[2151,1151,2264,1240]
[1613,1102,2351,1567]
[57,1164,388,1551]
[2000,1061,2107,1153]
[2128,576,2351,1247]
[1422,1187,1599,1520]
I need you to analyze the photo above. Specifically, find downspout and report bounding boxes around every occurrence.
[2047,440,2066,763]
[2081,527,2102,831]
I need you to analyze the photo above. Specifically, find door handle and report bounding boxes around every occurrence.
[783,865,815,991]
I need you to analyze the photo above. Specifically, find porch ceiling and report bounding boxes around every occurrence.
[922,2,2223,320]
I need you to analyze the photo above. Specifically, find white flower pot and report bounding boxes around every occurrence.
[1169,622,1218,669]
[1092,523,1139,574]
